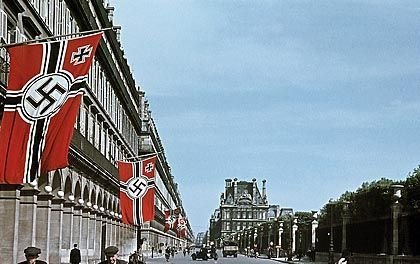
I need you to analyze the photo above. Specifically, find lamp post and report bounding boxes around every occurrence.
[278,220,284,258]
[391,184,403,255]
[288,214,297,261]
[328,201,336,264]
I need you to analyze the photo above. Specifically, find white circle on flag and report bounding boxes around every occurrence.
[22,73,70,120]
[126,177,148,199]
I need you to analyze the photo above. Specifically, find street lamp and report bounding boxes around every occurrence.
[288,213,297,261]
[328,201,336,264]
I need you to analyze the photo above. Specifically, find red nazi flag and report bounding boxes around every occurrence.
[164,209,175,232]
[177,214,187,238]
[0,33,102,184]
[118,156,157,225]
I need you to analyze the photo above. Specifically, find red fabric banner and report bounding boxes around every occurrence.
[164,209,175,232]
[0,33,102,184]
[177,214,187,238]
[118,156,157,225]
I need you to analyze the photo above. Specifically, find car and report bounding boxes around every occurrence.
[191,247,209,261]
[222,241,238,258]
[191,247,218,261]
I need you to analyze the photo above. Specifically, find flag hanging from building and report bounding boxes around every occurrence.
[0,33,102,184]
[177,213,187,238]
[119,156,157,226]
[164,209,176,233]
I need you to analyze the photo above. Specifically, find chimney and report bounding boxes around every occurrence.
[262,179,266,200]
[106,4,115,23]
[233,178,238,203]
[252,178,257,204]
[225,179,232,195]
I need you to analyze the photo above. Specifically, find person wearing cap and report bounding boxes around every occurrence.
[18,247,47,264]
[98,246,128,264]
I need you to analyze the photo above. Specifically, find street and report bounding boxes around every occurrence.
[145,251,277,264]
[144,251,324,264]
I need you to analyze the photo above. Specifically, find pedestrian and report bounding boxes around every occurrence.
[98,246,128,264]
[18,246,47,264]
[70,244,81,264]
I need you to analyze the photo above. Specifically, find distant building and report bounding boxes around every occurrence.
[195,232,206,247]
[209,178,270,245]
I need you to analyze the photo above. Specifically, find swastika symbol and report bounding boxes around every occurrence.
[127,177,148,199]
[22,73,70,120]
[26,77,66,115]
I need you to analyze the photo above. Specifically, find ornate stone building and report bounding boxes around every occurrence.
[0,1,192,263]
[209,178,269,245]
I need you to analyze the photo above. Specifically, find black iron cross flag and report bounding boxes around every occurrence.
[118,156,157,225]
[0,33,102,184]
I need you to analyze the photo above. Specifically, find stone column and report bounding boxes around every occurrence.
[115,218,121,250]
[87,208,96,256]
[17,187,39,257]
[311,211,318,250]
[49,196,65,264]
[277,221,283,258]
[292,218,298,253]
[81,207,90,263]
[392,203,402,255]
[94,209,104,262]
[391,185,403,255]
[105,215,112,246]
[0,185,22,264]
[73,205,84,247]
[341,202,350,251]
[36,192,53,261]
[62,201,75,251]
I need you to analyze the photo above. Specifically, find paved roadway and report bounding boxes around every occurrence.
[144,251,325,264]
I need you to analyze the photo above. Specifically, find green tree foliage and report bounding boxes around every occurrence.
[403,165,420,211]
[318,165,420,225]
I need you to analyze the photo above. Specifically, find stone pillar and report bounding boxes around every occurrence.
[17,187,39,258]
[49,196,64,264]
[0,185,22,264]
[36,192,53,261]
[116,219,121,250]
[392,185,403,255]
[62,201,75,251]
[342,202,350,251]
[292,218,298,253]
[72,205,83,248]
[87,209,96,254]
[81,207,90,263]
[277,221,283,258]
[105,215,112,246]
[94,209,104,262]
[311,219,318,249]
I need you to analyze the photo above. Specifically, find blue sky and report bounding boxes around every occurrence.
[111,0,420,233]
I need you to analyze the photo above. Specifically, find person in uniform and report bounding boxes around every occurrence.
[98,246,128,264]
[18,247,47,264]
[70,243,81,264]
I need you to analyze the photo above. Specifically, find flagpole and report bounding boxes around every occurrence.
[119,152,162,162]
[0,27,116,48]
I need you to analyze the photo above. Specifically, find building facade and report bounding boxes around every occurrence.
[0,1,192,263]
[209,178,269,246]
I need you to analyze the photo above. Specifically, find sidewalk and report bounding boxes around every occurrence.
[257,254,327,264]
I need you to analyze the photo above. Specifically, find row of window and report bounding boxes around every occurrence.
[223,210,267,220]
[224,221,260,231]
